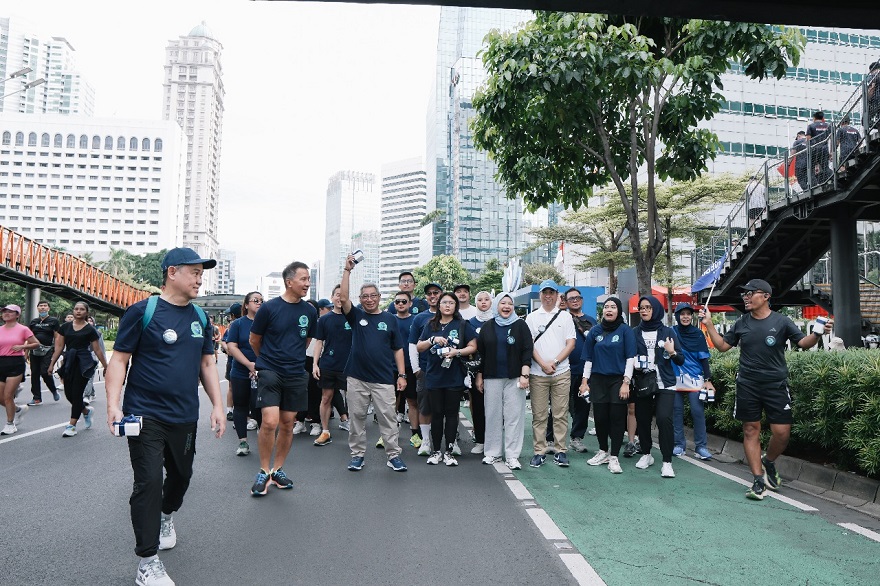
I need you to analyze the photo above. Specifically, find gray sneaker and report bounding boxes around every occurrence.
[570,437,588,453]
[158,516,176,550]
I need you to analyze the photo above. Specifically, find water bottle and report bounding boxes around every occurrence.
[707,388,716,403]
[582,389,590,403]
[638,355,648,370]
[250,372,258,390]
[699,388,708,402]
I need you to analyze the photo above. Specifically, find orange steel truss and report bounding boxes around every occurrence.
[0,226,151,310]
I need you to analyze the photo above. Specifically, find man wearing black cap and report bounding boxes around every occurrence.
[454,283,477,320]
[409,282,441,455]
[105,247,224,586]
[701,278,831,501]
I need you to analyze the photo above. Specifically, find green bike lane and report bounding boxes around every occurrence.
[466,408,879,586]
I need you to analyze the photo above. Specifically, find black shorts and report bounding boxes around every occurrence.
[0,356,26,380]
[255,369,308,413]
[416,374,432,416]
[734,378,793,425]
[588,373,628,404]
[318,369,347,392]
[395,371,417,401]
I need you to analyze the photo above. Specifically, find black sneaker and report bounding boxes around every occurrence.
[554,452,570,467]
[762,456,781,491]
[746,478,766,501]
[251,469,269,497]
[623,441,637,458]
[270,467,294,489]
[226,411,233,421]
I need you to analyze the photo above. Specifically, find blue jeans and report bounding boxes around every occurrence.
[673,391,707,450]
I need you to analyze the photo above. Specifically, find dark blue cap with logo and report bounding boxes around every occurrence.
[424,282,442,293]
[317,299,333,309]
[161,247,217,271]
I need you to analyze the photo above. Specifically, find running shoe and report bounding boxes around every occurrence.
[673,446,686,457]
[452,440,462,456]
[82,405,93,429]
[443,451,459,466]
[348,456,365,471]
[506,458,522,470]
[62,424,77,437]
[762,456,781,491]
[410,434,422,449]
[309,423,321,436]
[251,469,270,496]
[136,557,175,586]
[314,431,332,446]
[158,516,176,550]
[470,443,484,454]
[27,399,42,406]
[387,456,408,471]
[376,436,385,449]
[236,441,250,456]
[52,389,60,402]
[270,467,294,489]
[570,438,588,453]
[396,413,404,423]
[554,452,570,467]
[482,455,501,465]
[13,404,28,426]
[529,454,546,468]
[588,427,596,436]
[226,410,233,421]
[661,462,676,478]
[338,419,350,432]
[418,441,432,457]
[587,450,610,466]
[246,418,258,431]
[367,402,374,415]
[0,423,16,435]
[292,421,307,435]
[636,454,655,469]
[608,456,623,474]
[746,478,767,500]
[426,451,442,465]
[696,447,713,461]
[623,441,637,458]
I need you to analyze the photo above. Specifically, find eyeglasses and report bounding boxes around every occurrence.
[399,279,414,284]
[740,290,764,298]
[250,299,263,304]
[393,299,409,305]
[426,290,441,296]
[439,300,456,306]
[360,294,380,300]
[567,296,583,302]
[638,305,652,311]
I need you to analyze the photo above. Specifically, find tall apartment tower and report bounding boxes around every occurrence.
[424,7,533,275]
[379,158,426,296]
[162,22,225,293]
[216,248,236,295]
[0,17,95,115]
[323,170,379,297]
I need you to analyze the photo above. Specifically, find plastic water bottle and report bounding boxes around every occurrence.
[707,388,716,403]
[699,388,708,402]
[250,373,258,390]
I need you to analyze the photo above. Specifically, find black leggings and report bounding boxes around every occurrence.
[230,377,260,440]
[63,370,90,421]
[469,389,485,444]
[333,388,348,417]
[592,402,628,457]
[429,387,462,452]
[634,391,674,462]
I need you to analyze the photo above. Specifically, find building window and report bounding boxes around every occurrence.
[130,137,138,151]
[154,139,163,152]
[117,137,125,150]
[66,134,75,148]
[42,133,50,147]
[28,132,37,147]
[142,138,150,151]
[2,131,9,145]
[79,135,88,149]
[16,132,24,146]
[104,136,113,150]
[92,135,101,149]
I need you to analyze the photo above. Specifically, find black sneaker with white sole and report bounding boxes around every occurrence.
[746,478,767,500]
[762,456,781,491]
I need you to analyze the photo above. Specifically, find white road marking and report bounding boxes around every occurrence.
[838,522,880,543]
[506,479,534,500]
[0,422,68,444]
[559,553,607,586]
[526,508,567,540]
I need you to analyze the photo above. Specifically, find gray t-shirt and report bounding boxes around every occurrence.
[723,311,805,384]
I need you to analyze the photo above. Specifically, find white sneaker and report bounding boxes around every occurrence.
[62,424,77,437]
[246,418,258,431]
[426,451,442,465]
[12,404,28,426]
[451,440,462,456]
[588,428,597,436]
[443,451,459,466]
[0,423,17,435]
[482,455,500,465]
[158,516,176,550]
[587,450,609,466]
[661,462,676,478]
[309,423,321,436]
[608,456,623,474]
[396,413,404,423]
[292,421,307,435]
[136,557,175,586]
[470,443,484,454]
[367,403,374,415]
[338,419,350,432]
[417,440,432,457]
[636,454,655,469]
[506,458,522,470]
[570,437,587,453]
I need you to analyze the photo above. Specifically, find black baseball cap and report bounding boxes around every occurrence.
[161,247,217,271]
[424,282,442,293]
[453,283,471,292]
[738,278,773,295]
[317,298,333,309]
[226,302,242,316]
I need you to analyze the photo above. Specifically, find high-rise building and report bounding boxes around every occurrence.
[323,170,379,297]
[0,112,185,259]
[424,7,533,275]
[350,229,381,298]
[0,17,95,116]
[162,22,225,293]
[216,248,236,294]
[379,158,426,296]
[260,272,284,301]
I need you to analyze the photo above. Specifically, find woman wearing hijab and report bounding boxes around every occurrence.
[475,292,533,469]
[671,303,714,460]
[466,290,494,455]
[632,295,684,478]
[580,297,636,473]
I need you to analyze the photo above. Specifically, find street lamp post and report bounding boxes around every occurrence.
[0,77,46,100]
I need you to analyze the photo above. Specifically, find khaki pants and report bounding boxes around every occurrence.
[529,371,571,454]
[347,377,401,459]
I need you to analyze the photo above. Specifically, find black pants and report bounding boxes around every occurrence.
[63,369,90,421]
[429,387,461,452]
[128,418,197,558]
[297,358,322,423]
[634,391,674,462]
[30,353,56,401]
[592,402,628,457]
[333,388,348,417]
[469,388,485,444]
[231,377,260,440]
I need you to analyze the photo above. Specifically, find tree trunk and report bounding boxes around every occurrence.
[609,259,617,295]
[666,218,674,325]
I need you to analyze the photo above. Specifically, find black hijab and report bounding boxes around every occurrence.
[601,297,625,332]
[674,303,710,354]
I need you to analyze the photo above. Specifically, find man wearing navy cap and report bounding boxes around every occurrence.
[105,247,224,586]
[702,278,832,501]
[408,282,442,455]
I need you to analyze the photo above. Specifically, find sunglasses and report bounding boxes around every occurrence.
[394,299,409,305]
[740,290,765,298]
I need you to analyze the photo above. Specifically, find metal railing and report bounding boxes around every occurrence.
[694,61,880,283]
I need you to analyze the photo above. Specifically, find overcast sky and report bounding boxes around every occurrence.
[11,0,442,293]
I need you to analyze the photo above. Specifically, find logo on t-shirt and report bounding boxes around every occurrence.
[377,321,388,331]
[344,322,352,331]
[190,322,203,337]
[298,315,309,328]
[412,307,419,314]
[300,328,308,339]
[612,335,620,343]
[596,335,604,342]
[765,336,776,346]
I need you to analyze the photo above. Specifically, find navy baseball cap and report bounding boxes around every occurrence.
[453,283,471,292]
[738,278,773,295]
[226,302,243,316]
[424,282,442,293]
[161,247,217,271]
[317,298,333,309]
[538,279,558,292]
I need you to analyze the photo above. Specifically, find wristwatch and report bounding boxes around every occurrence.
[397,374,407,379]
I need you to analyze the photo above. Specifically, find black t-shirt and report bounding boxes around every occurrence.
[837,126,860,154]
[722,311,805,384]
[792,137,809,169]
[58,321,99,350]
[29,316,60,346]
[807,120,830,154]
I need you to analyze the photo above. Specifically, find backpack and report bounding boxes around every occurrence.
[141,295,208,334]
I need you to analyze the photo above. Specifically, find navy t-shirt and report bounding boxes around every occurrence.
[226,316,256,380]
[583,323,637,376]
[492,321,510,377]
[250,296,317,377]
[315,311,352,373]
[569,313,596,375]
[419,319,477,389]
[387,297,429,316]
[393,313,415,373]
[408,310,436,372]
[344,305,402,385]
[115,297,213,424]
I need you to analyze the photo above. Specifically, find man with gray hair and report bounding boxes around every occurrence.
[339,254,408,472]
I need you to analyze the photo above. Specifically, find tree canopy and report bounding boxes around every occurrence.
[413,255,472,294]
[472,13,804,294]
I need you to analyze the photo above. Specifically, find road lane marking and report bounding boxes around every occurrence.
[526,508,568,540]
[506,479,534,500]
[559,553,607,586]
[838,522,880,543]
[0,422,68,444]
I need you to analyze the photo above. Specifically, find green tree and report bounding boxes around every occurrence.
[413,255,472,293]
[130,249,167,288]
[98,247,134,280]
[472,13,803,294]
[522,262,565,286]
[473,258,505,294]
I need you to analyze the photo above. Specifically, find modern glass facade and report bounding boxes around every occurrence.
[380,158,426,297]
[324,170,379,297]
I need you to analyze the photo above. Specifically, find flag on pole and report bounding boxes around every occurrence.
[691,249,729,292]
[554,241,565,271]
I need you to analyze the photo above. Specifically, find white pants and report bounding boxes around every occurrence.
[483,378,526,460]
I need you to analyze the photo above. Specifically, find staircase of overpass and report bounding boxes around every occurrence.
[694,65,880,344]
[0,225,151,316]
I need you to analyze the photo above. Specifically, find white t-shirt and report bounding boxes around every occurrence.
[525,306,576,377]
[458,305,478,320]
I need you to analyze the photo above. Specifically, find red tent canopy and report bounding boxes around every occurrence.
[628,286,736,313]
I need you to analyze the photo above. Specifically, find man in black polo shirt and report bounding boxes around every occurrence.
[836,117,861,166]
[27,300,60,405]
[806,111,831,184]
[702,278,831,501]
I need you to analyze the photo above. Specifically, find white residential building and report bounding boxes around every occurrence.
[260,272,284,301]
[379,158,426,296]
[216,248,236,294]
[162,22,225,293]
[0,112,185,259]
[323,170,379,297]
